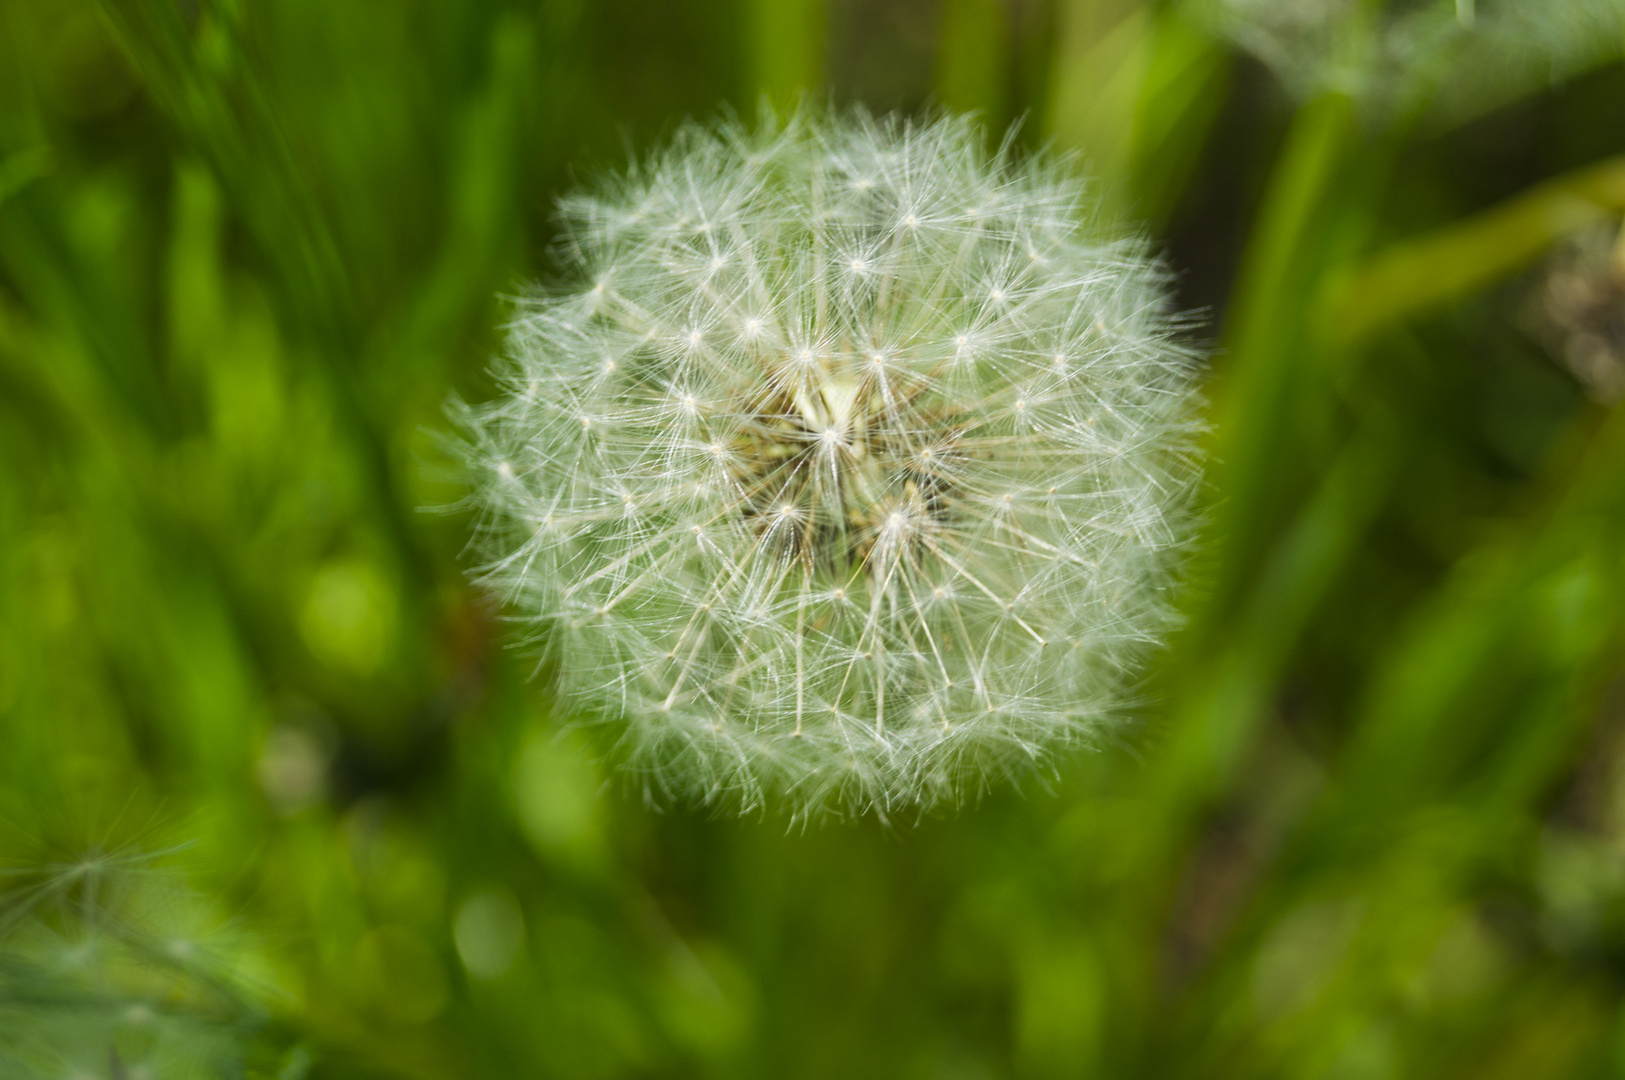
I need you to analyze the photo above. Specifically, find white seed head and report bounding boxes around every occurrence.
[457,108,1202,818]
[1198,0,1625,114]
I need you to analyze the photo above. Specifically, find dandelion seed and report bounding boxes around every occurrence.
[455,107,1202,817]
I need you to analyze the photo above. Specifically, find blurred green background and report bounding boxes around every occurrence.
[5,0,1625,1076]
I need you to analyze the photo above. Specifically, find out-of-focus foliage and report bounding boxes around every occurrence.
[2,0,1625,1077]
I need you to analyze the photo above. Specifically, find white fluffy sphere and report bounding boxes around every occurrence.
[457,109,1201,817]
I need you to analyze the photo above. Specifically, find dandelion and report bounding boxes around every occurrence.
[0,842,289,1076]
[1196,0,1625,118]
[455,107,1202,817]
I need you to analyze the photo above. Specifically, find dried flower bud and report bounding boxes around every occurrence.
[455,108,1202,817]
[1525,222,1625,404]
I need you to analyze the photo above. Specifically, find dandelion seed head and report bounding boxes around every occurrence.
[456,107,1202,818]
